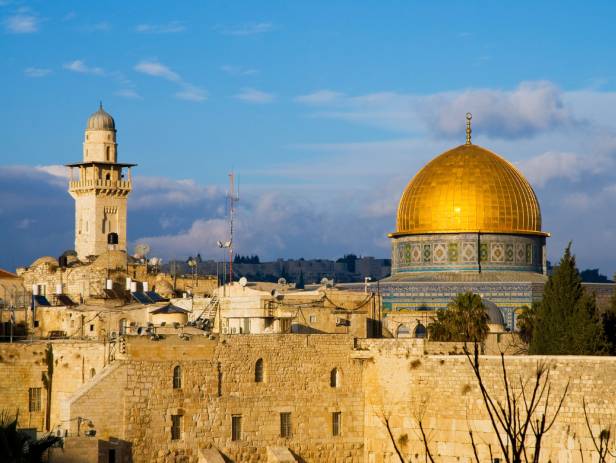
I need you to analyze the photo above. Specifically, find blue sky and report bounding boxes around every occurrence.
[2,0,616,277]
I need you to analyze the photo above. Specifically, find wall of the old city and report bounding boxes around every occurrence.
[70,335,364,463]
[358,339,616,463]
[0,341,106,432]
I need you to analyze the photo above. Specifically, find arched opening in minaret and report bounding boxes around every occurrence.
[106,146,110,161]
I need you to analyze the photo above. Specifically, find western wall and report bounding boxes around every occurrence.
[1,335,613,462]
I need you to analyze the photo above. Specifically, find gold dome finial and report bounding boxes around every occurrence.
[465,112,472,145]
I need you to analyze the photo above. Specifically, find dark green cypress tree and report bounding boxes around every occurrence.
[602,284,616,354]
[530,243,607,355]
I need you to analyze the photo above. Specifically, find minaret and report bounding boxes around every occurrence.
[67,104,136,260]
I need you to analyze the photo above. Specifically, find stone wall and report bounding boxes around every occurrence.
[0,340,106,432]
[358,340,616,463]
[70,335,364,462]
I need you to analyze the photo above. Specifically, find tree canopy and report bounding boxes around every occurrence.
[428,292,489,343]
[529,244,607,355]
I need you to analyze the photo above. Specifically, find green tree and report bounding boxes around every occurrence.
[0,411,62,463]
[428,292,489,342]
[530,244,607,355]
[516,303,539,344]
[602,286,616,355]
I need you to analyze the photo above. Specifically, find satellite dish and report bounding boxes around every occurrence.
[134,243,151,258]
[149,257,161,266]
[278,277,287,285]
[239,277,248,287]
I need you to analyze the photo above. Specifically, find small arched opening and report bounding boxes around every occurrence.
[173,365,182,389]
[414,323,427,339]
[396,324,411,338]
[330,368,341,388]
[255,358,264,383]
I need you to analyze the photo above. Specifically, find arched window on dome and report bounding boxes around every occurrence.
[330,368,341,388]
[396,324,411,338]
[414,323,427,339]
[173,365,182,389]
[255,358,264,383]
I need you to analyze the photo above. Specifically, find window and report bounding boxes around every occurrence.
[171,414,182,440]
[231,415,242,441]
[414,323,427,339]
[243,318,250,334]
[28,388,41,412]
[332,412,341,437]
[173,365,182,389]
[105,173,111,181]
[106,146,110,161]
[280,412,292,438]
[89,324,95,332]
[330,368,340,388]
[90,368,96,378]
[255,358,264,383]
[309,315,317,323]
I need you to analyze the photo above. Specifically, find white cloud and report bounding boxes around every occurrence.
[4,11,39,33]
[135,60,206,102]
[220,65,258,76]
[24,67,51,77]
[217,22,272,36]
[115,89,142,99]
[295,90,343,105]
[63,60,104,75]
[519,151,613,187]
[134,60,180,82]
[135,21,185,33]
[296,81,578,140]
[234,88,275,104]
[176,84,207,102]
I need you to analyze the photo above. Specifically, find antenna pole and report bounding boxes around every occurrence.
[228,172,239,285]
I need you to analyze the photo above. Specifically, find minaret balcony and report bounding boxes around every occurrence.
[69,179,132,192]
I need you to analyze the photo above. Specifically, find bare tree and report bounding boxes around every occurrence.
[582,398,616,463]
[378,411,435,463]
[464,342,569,463]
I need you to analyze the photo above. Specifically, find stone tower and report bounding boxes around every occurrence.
[67,104,136,260]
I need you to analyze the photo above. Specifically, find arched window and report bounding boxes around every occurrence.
[414,323,427,339]
[105,173,111,181]
[330,368,340,388]
[396,324,411,338]
[106,146,110,161]
[90,368,96,378]
[255,358,264,383]
[173,365,182,389]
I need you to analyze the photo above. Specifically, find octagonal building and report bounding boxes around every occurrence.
[380,115,548,329]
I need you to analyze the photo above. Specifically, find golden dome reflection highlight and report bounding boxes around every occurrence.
[392,143,548,237]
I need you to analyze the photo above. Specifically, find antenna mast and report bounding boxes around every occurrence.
[227,172,239,284]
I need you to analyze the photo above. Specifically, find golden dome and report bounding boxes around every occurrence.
[393,143,547,237]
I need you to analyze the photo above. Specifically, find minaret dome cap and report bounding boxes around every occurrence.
[86,102,115,130]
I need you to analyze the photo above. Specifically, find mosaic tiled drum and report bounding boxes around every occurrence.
[379,121,549,328]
